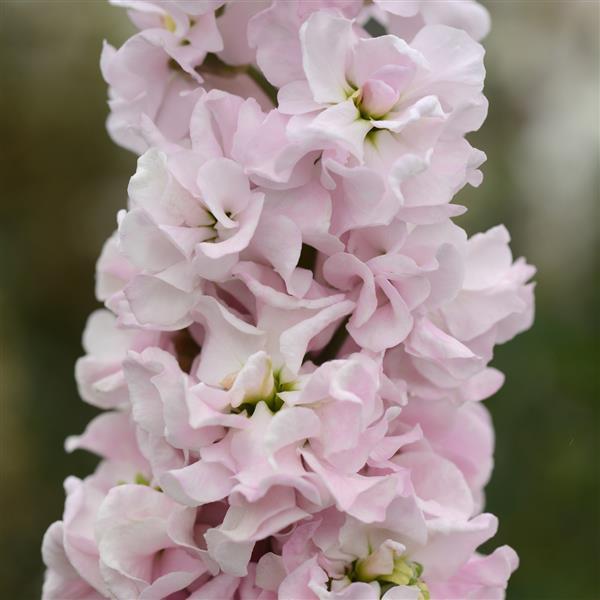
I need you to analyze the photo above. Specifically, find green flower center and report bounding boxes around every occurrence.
[116,472,162,492]
[352,553,430,600]
[162,14,177,33]
[232,369,296,416]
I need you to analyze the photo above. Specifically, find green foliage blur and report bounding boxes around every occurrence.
[1,2,598,598]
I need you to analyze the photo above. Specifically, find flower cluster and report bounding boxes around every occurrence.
[42,2,534,599]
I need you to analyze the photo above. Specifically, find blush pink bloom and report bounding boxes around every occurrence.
[94,484,211,598]
[43,2,532,597]
[100,33,203,154]
[277,12,486,162]
[116,147,264,329]
[370,0,490,42]
[117,347,407,574]
[427,545,519,599]
[42,456,226,600]
[113,0,273,68]
[263,10,488,236]
[248,0,363,88]
[323,219,467,352]
[102,0,276,153]
[75,309,161,410]
[43,461,140,599]
[263,506,511,600]
[112,0,224,71]
[42,521,104,600]
[384,225,535,403]
[391,396,495,512]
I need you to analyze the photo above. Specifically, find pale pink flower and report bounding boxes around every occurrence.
[117,294,354,479]
[111,0,224,71]
[323,219,467,352]
[215,0,270,67]
[103,0,282,154]
[100,34,203,154]
[65,410,150,473]
[438,225,536,345]
[42,460,151,598]
[270,507,506,600]
[116,147,264,329]
[277,12,486,163]
[106,89,345,330]
[428,545,519,599]
[384,225,535,403]
[43,3,533,597]
[371,0,491,42]
[191,289,354,384]
[118,347,407,574]
[75,309,161,409]
[42,456,223,600]
[260,10,488,231]
[391,397,495,512]
[95,231,138,305]
[248,0,363,88]
[94,484,211,598]
[42,521,104,600]
[113,0,269,68]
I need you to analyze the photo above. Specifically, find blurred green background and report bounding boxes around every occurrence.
[0,1,598,598]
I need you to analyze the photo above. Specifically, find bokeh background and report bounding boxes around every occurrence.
[1,1,598,598]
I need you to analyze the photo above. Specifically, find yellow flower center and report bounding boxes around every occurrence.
[162,14,177,33]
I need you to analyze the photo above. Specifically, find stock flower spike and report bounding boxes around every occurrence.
[42,1,534,598]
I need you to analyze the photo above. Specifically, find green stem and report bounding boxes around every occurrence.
[246,65,279,106]
[197,53,278,106]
